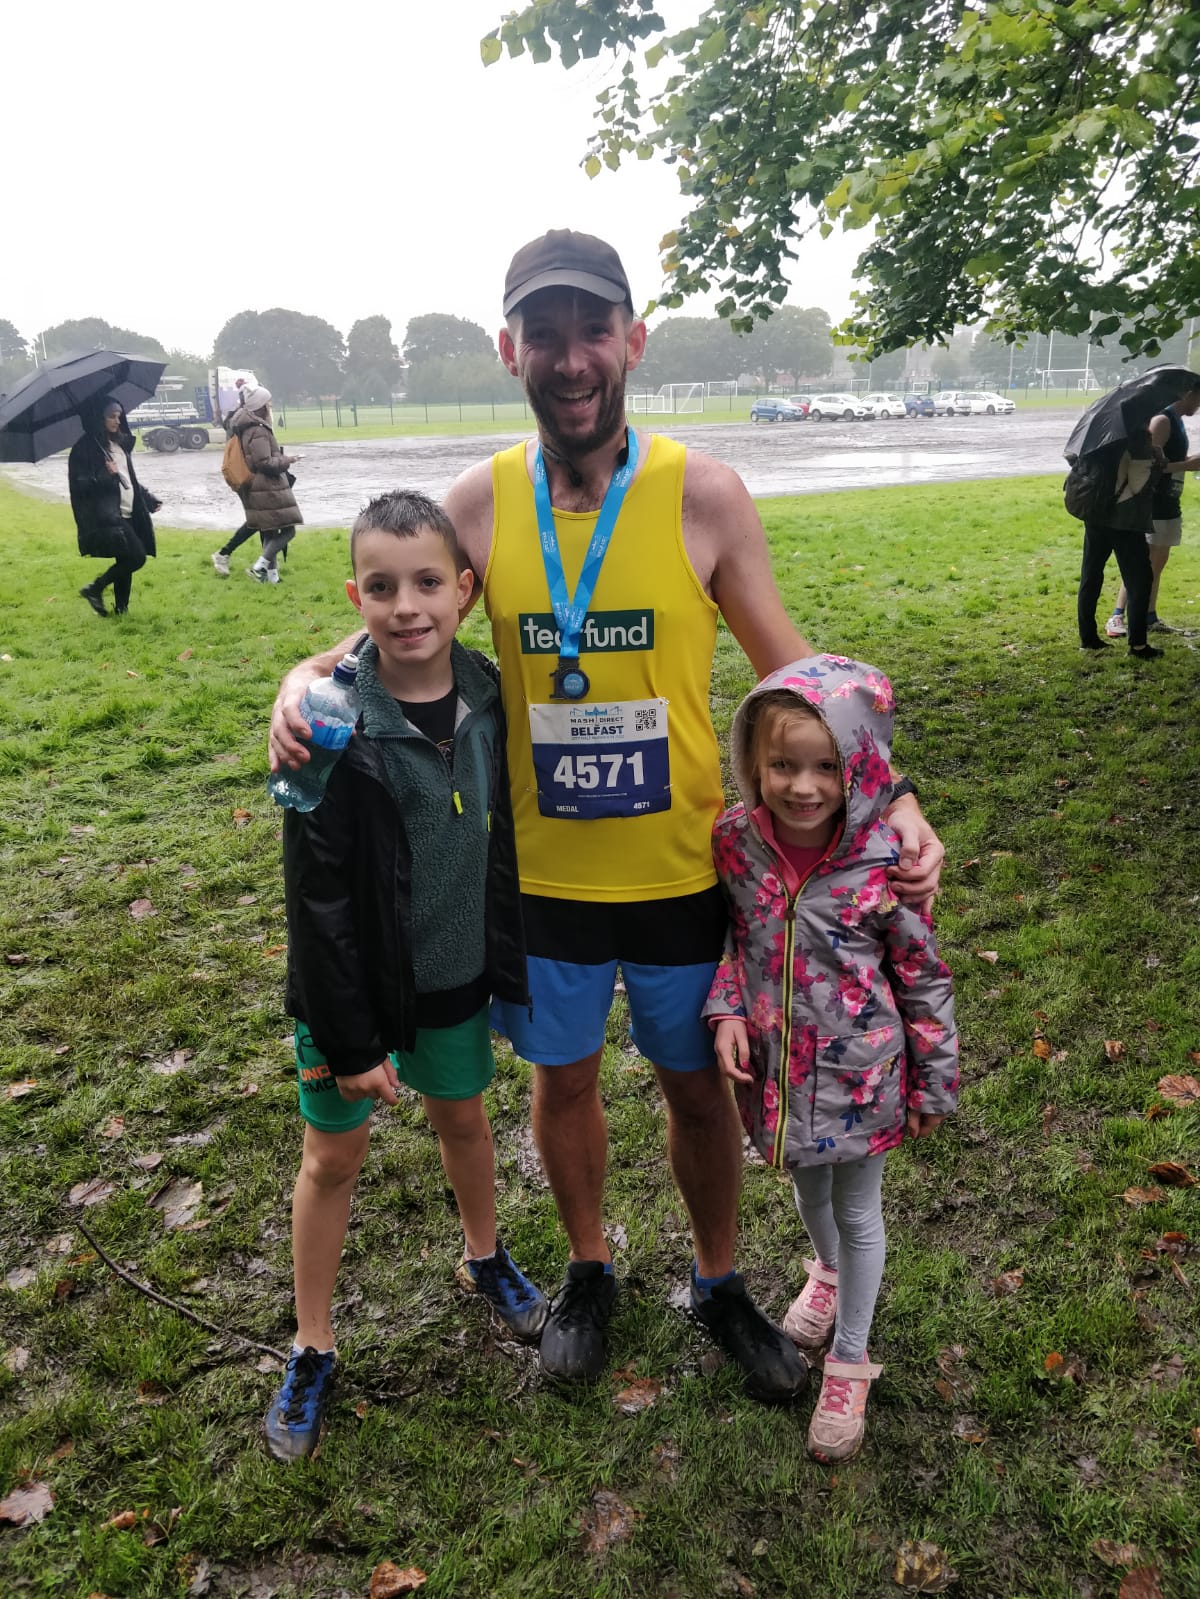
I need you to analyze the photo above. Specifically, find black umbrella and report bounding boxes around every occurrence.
[0,349,167,463]
[1064,364,1200,461]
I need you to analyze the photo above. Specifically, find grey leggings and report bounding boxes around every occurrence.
[259,527,295,569]
[791,1154,887,1363]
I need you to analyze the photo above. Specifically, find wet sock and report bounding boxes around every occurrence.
[691,1265,736,1302]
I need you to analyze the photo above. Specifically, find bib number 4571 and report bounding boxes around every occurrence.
[552,750,645,790]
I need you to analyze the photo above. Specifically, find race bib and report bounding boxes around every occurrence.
[528,698,671,820]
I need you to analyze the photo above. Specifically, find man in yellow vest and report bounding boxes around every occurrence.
[269,230,945,1399]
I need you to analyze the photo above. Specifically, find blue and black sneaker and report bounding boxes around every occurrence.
[457,1239,548,1341]
[264,1346,336,1462]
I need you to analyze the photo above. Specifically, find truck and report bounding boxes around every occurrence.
[126,367,258,452]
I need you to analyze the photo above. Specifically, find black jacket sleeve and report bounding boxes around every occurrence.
[282,767,387,1078]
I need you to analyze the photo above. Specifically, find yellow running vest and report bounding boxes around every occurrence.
[485,434,722,903]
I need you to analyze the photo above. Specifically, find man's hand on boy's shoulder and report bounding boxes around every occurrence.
[336,1059,400,1106]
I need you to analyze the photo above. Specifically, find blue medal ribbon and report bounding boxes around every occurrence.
[533,428,639,684]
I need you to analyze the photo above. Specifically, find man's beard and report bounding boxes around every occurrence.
[525,365,628,463]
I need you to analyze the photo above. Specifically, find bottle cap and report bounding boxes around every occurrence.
[332,652,359,685]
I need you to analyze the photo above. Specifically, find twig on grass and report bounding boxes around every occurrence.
[72,1215,286,1363]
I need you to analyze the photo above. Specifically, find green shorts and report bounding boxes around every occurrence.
[294,1009,496,1133]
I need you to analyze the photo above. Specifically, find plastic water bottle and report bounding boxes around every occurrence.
[267,653,360,811]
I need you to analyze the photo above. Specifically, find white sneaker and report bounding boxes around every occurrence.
[246,563,268,583]
[1104,613,1127,638]
[807,1356,883,1464]
[266,567,281,585]
[211,551,230,576]
[782,1259,839,1349]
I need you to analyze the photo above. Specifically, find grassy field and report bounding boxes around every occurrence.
[271,391,1090,443]
[1,473,1198,1599]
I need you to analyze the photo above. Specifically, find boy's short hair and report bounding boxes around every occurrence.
[350,490,466,572]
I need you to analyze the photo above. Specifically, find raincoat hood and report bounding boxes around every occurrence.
[729,654,896,851]
[77,393,133,453]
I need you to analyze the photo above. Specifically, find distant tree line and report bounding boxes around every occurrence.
[3,305,1196,408]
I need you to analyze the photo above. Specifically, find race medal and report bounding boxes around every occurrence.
[551,661,589,701]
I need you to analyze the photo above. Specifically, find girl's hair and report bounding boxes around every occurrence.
[745,691,837,797]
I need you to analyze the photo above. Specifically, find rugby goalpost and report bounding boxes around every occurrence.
[627,381,706,415]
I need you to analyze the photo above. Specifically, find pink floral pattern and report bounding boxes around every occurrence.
[703,653,958,1171]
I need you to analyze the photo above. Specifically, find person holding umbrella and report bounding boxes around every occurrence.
[70,395,161,617]
[212,385,302,584]
[1067,365,1200,660]
[1104,383,1200,638]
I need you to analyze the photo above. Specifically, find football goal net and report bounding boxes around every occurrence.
[627,382,706,415]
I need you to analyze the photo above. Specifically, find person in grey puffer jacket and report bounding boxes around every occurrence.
[703,653,957,1464]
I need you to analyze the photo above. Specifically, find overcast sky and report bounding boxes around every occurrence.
[5,0,867,358]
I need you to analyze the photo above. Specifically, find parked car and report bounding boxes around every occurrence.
[930,390,963,415]
[806,392,870,421]
[862,391,908,419]
[903,393,936,417]
[967,390,1016,415]
[750,398,808,423]
[785,396,813,418]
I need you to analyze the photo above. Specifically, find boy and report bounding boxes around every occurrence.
[265,489,545,1462]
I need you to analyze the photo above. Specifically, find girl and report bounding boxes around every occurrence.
[212,385,302,584]
[704,655,958,1462]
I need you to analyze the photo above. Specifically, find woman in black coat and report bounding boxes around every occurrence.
[69,395,161,616]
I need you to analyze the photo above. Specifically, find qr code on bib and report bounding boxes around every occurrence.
[634,707,656,732]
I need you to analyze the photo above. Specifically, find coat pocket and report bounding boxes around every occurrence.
[810,1035,904,1157]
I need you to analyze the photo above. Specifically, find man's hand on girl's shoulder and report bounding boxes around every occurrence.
[884,794,944,911]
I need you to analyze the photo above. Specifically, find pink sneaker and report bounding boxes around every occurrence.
[807,1356,882,1463]
[782,1258,838,1349]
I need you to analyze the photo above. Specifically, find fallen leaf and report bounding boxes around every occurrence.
[950,1415,988,1444]
[0,1482,54,1525]
[355,1400,369,1419]
[933,1378,956,1404]
[132,1152,164,1171]
[53,1278,76,1301]
[1104,1039,1125,1062]
[893,1538,958,1591]
[613,1377,661,1415]
[1147,1161,1196,1188]
[1157,1074,1200,1106]
[262,944,286,958]
[368,1563,428,1597]
[5,952,29,966]
[974,949,999,963]
[1092,1538,1143,1568]
[1148,1353,1185,1387]
[239,1082,259,1097]
[255,1354,283,1374]
[1032,1033,1051,1061]
[69,824,96,835]
[141,1506,181,1547]
[989,1269,1024,1297]
[231,808,252,826]
[1123,1187,1166,1208]
[1144,1103,1173,1121]
[1118,1568,1164,1599]
[580,1489,642,1557]
[176,648,193,661]
[99,1116,125,1140]
[104,1510,139,1530]
[67,1252,96,1267]
[126,669,139,678]
[68,1177,116,1207]
[1041,1103,1056,1136]
[5,1267,36,1291]
[128,898,157,920]
[184,1555,213,1596]
[151,1049,193,1076]
[236,893,257,906]
[136,1381,168,1406]
[1044,1351,1064,1374]
[4,1346,30,1373]
[4,1080,37,1099]
[1155,1231,1188,1255]
[149,1178,203,1230]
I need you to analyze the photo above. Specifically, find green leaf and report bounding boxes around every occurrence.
[697,27,726,65]
[479,34,502,67]
[584,155,602,180]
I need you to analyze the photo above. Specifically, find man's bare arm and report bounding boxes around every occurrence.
[443,459,495,620]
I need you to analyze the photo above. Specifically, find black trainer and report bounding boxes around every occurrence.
[690,1271,809,1402]
[264,1346,336,1462]
[539,1260,617,1382]
[80,584,107,616]
[1130,643,1164,660]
